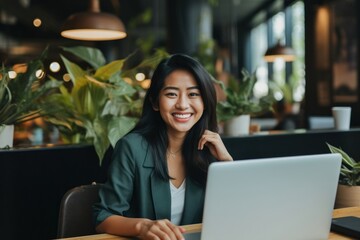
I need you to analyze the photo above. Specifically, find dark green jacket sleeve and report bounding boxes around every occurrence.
[93,133,205,226]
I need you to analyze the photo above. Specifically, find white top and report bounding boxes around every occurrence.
[170,179,186,225]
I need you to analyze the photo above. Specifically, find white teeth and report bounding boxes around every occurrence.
[173,113,191,119]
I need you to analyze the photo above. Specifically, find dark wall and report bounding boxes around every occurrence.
[223,129,360,160]
[0,144,103,240]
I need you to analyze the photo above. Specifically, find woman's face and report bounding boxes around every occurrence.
[154,69,204,136]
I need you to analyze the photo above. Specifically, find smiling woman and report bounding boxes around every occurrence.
[93,54,232,240]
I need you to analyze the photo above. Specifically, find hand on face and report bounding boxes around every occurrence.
[137,219,185,240]
[198,130,233,161]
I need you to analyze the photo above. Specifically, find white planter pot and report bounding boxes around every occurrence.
[335,184,360,208]
[0,124,14,148]
[224,115,250,136]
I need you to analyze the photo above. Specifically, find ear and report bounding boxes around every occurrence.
[150,97,159,111]
[152,104,159,111]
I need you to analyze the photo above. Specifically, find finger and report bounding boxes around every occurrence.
[149,227,171,240]
[198,134,216,150]
[167,224,185,240]
[145,231,161,240]
[198,134,204,150]
[146,221,171,240]
[157,220,180,240]
[198,137,204,150]
[198,130,222,150]
[202,135,218,146]
[165,220,186,240]
[198,136,210,150]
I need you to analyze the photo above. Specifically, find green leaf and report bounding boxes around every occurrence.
[216,68,274,122]
[61,46,106,69]
[107,80,136,97]
[94,59,125,81]
[327,143,356,166]
[72,80,106,119]
[1,54,61,125]
[326,142,360,186]
[60,55,87,85]
[108,116,138,147]
[83,117,110,163]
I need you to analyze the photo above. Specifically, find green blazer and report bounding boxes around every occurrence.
[93,132,205,226]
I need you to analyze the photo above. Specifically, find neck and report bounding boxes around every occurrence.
[167,132,185,154]
[167,147,181,155]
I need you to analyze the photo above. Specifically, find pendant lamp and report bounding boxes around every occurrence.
[61,0,127,41]
[264,40,295,62]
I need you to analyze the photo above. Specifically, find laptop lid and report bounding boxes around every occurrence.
[200,153,342,240]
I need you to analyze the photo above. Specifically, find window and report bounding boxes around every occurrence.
[291,1,305,102]
[247,1,305,104]
[270,12,287,101]
[250,23,269,98]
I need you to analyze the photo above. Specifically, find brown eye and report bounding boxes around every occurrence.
[165,92,177,97]
[189,92,201,97]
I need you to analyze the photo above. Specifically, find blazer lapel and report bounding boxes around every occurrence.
[141,139,171,220]
[150,171,171,220]
[181,178,205,224]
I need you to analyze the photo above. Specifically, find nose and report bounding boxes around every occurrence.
[175,94,190,110]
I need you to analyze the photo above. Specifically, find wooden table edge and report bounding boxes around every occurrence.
[58,207,360,240]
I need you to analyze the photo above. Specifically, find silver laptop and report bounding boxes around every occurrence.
[184,153,341,240]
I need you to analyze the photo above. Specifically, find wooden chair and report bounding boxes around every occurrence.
[57,182,102,238]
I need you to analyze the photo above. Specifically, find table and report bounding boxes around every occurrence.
[59,207,360,240]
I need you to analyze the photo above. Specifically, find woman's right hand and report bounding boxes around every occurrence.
[136,219,185,240]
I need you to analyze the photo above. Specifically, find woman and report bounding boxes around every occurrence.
[93,54,233,240]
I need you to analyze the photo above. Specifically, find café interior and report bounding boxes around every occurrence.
[1,0,360,239]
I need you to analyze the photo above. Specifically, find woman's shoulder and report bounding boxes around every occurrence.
[112,132,152,166]
[115,132,149,149]
[117,132,146,143]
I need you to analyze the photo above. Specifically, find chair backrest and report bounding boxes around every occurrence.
[57,183,102,238]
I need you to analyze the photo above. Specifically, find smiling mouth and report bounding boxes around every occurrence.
[172,113,192,119]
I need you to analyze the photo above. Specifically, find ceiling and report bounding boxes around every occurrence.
[0,0,270,64]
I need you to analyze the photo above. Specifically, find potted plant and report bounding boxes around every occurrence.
[216,69,275,136]
[0,53,62,148]
[0,71,14,148]
[327,143,360,208]
[44,46,168,164]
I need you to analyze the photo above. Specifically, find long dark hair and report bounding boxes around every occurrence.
[132,54,218,186]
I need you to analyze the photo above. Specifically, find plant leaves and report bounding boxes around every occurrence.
[326,142,360,186]
[46,46,168,164]
[216,68,274,122]
[95,59,125,81]
[83,117,110,163]
[108,116,138,147]
[1,56,61,125]
[61,55,87,85]
[61,46,106,69]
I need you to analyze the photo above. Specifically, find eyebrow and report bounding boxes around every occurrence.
[162,86,200,91]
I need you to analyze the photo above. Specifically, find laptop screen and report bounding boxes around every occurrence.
[197,153,341,240]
